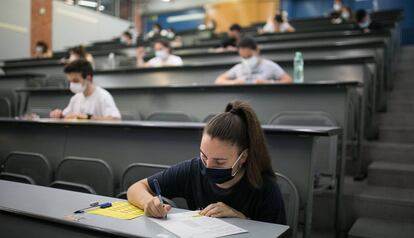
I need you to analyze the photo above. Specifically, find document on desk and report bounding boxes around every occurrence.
[87,201,144,220]
[149,211,248,238]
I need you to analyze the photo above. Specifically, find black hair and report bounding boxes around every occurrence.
[238,37,258,50]
[204,100,275,189]
[70,45,87,58]
[64,59,93,79]
[229,24,242,32]
[154,39,171,49]
[122,31,132,39]
[275,14,284,23]
[355,9,368,23]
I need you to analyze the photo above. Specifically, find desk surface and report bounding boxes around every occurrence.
[0,118,342,137]
[0,180,290,238]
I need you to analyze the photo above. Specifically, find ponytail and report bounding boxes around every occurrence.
[204,100,275,188]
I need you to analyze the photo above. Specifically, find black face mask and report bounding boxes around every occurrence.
[200,152,244,184]
[275,15,283,23]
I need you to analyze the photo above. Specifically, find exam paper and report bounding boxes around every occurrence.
[149,211,248,238]
[87,201,144,220]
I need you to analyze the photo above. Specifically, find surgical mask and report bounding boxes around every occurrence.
[242,56,258,70]
[35,46,44,53]
[359,19,371,29]
[341,12,350,20]
[70,82,86,94]
[200,152,244,184]
[120,37,127,44]
[334,3,342,11]
[155,50,169,60]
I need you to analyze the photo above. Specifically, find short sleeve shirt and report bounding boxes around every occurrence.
[226,59,286,83]
[147,158,286,224]
[63,86,121,118]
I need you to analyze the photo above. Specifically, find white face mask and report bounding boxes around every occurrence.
[69,54,79,62]
[242,56,258,69]
[334,3,342,11]
[70,82,86,94]
[342,12,350,20]
[359,18,371,29]
[155,50,169,60]
[35,46,44,53]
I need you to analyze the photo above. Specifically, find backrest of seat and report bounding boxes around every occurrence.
[0,97,11,117]
[203,113,218,123]
[0,89,18,117]
[121,163,170,191]
[268,111,337,127]
[3,151,52,185]
[146,111,196,122]
[30,107,51,118]
[55,156,114,196]
[121,111,140,121]
[275,172,300,238]
[268,111,338,176]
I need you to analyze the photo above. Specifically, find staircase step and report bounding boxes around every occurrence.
[362,142,414,164]
[379,126,414,143]
[368,161,414,189]
[348,182,414,223]
[348,217,414,238]
[379,113,414,126]
[393,80,414,90]
[388,100,414,112]
[312,177,414,231]
[388,90,414,100]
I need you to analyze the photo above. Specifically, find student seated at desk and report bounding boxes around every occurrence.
[259,12,295,34]
[49,59,121,121]
[61,45,95,68]
[136,39,183,68]
[355,9,383,33]
[209,24,243,53]
[215,37,292,85]
[120,31,134,46]
[34,41,53,58]
[128,100,286,224]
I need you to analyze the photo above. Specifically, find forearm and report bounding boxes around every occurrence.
[127,179,154,209]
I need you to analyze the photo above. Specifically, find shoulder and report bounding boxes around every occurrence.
[148,57,159,65]
[70,93,83,102]
[259,175,282,197]
[95,87,112,98]
[169,55,183,64]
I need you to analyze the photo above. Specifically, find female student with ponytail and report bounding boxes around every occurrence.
[127,100,286,224]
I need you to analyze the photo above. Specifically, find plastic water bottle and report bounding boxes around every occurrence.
[108,52,116,69]
[294,52,304,83]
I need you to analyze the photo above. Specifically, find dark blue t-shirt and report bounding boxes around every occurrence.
[148,158,286,224]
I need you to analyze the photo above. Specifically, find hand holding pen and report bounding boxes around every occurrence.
[144,178,171,219]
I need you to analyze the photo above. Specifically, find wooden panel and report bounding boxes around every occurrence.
[30,0,52,57]
[206,0,279,33]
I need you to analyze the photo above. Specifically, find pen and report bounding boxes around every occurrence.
[74,202,112,214]
[153,178,167,219]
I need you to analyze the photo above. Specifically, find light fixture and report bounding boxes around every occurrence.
[78,0,98,8]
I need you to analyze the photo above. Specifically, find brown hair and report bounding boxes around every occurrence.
[70,45,87,59]
[204,100,275,189]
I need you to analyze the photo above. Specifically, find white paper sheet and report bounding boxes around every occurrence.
[149,211,248,238]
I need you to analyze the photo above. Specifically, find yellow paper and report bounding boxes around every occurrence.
[87,201,144,220]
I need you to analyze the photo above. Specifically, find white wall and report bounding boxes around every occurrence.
[52,1,131,51]
[0,0,30,61]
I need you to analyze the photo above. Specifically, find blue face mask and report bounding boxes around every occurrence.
[200,152,244,184]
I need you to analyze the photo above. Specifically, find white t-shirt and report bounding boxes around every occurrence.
[226,58,286,83]
[63,86,121,119]
[147,54,183,67]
